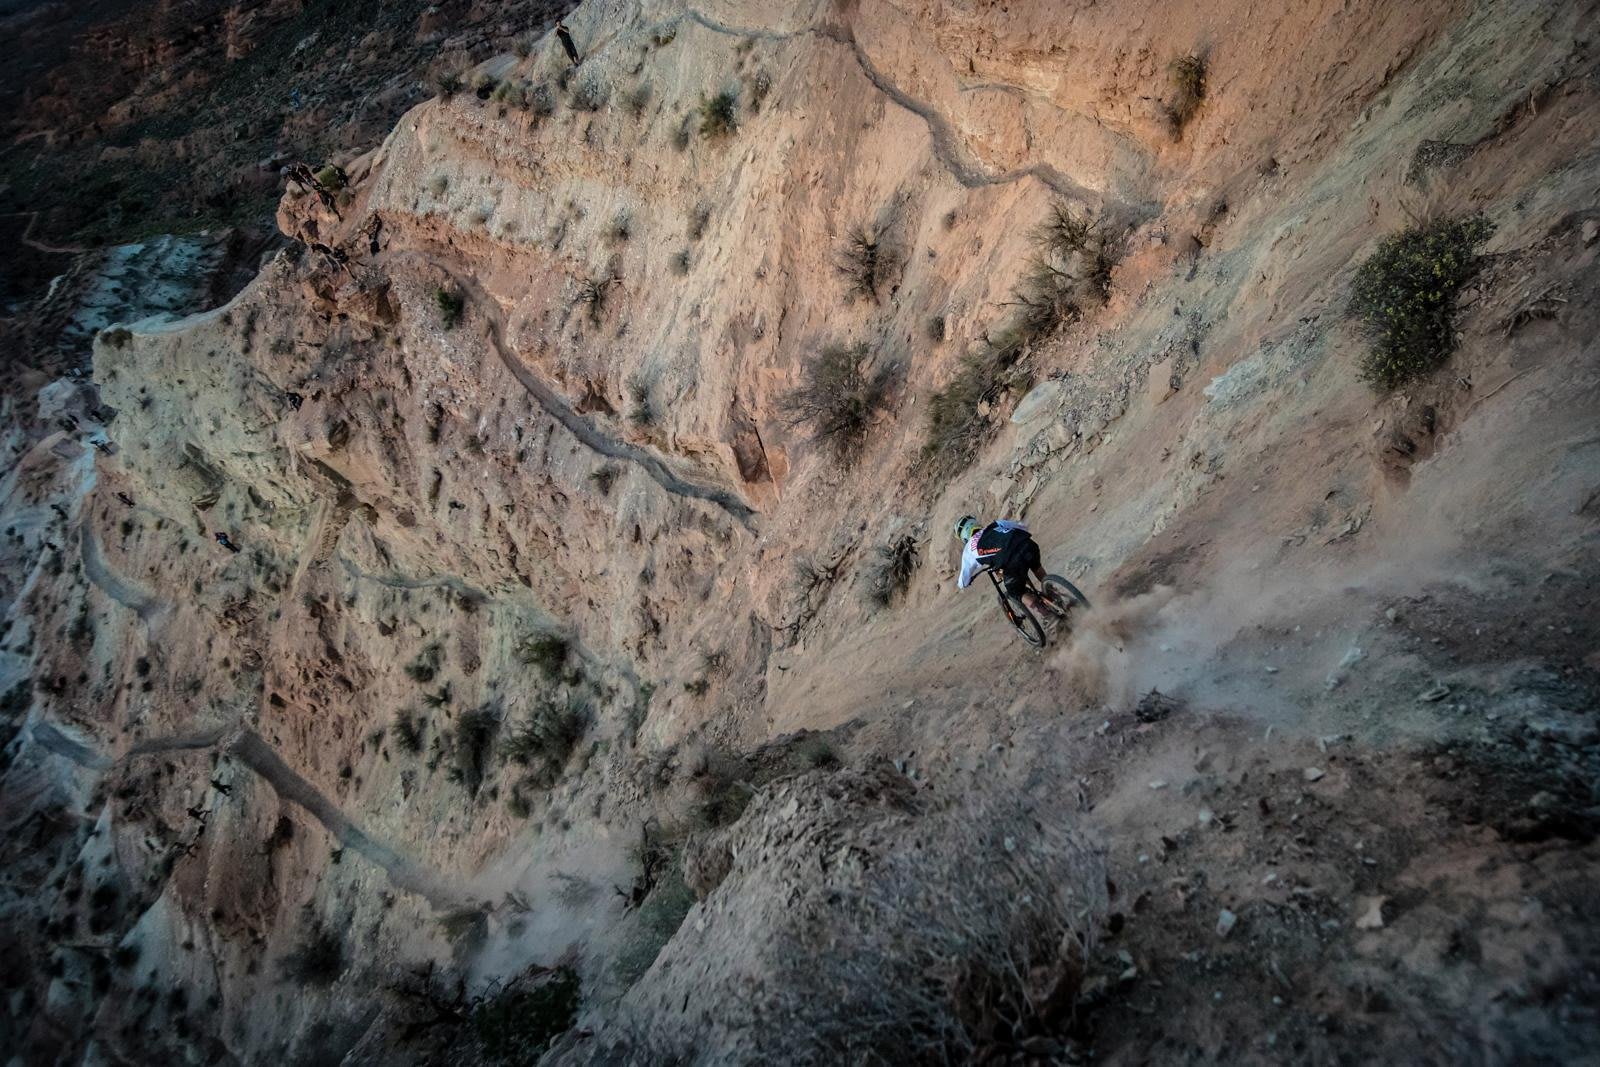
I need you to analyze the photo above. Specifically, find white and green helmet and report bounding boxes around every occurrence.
[954,514,980,542]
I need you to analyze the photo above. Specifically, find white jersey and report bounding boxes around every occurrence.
[957,519,1028,589]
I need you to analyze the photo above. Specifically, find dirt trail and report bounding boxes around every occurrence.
[225,731,466,908]
[78,524,169,623]
[377,250,758,528]
[27,717,466,909]
[682,9,1124,210]
[338,555,490,602]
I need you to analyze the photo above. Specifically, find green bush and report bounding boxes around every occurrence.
[627,374,654,427]
[394,710,425,754]
[501,699,590,783]
[628,83,653,117]
[436,72,464,99]
[699,89,739,138]
[1349,215,1493,390]
[474,967,581,1063]
[572,72,610,112]
[405,644,443,683]
[781,343,892,463]
[455,705,502,796]
[517,632,570,678]
[312,165,345,192]
[435,288,464,329]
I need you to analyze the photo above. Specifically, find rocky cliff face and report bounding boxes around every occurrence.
[3,0,1599,1063]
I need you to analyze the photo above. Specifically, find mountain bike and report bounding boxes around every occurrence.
[986,569,1090,648]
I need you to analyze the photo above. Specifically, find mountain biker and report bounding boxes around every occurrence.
[955,514,1048,616]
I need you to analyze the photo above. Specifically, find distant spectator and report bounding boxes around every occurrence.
[556,21,581,66]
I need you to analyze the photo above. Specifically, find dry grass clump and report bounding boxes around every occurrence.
[1349,214,1494,390]
[922,200,1114,473]
[864,534,919,608]
[1167,54,1207,133]
[836,224,890,303]
[781,343,893,463]
[572,71,611,111]
[576,274,617,325]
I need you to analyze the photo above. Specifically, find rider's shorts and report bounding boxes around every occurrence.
[1001,535,1041,597]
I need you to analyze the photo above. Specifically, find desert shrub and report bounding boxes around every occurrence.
[652,26,678,48]
[283,924,346,986]
[836,224,889,303]
[526,82,556,119]
[626,374,654,427]
[572,72,610,111]
[670,249,691,274]
[590,465,618,495]
[628,83,653,117]
[576,275,615,325]
[1167,54,1207,133]
[517,632,569,678]
[424,684,452,709]
[608,211,632,243]
[455,705,502,796]
[99,327,132,349]
[501,699,590,782]
[405,644,444,683]
[863,534,919,607]
[672,114,693,151]
[475,967,581,1062]
[435,288,464,329]
[1349,214,1494,390]
[394,710,425,754]
[473,72,500,100]
[928,314,947,343]
[513,36,534,59]
[781,343,892,463]
[427,173,449,197]
[789,735,840,771]
[436,71,464,99]
[921,337,1033,473]
[699,89,739,138]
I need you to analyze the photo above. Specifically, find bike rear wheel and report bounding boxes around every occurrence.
[1001,593,1047,647]
[1040,574,1091,614]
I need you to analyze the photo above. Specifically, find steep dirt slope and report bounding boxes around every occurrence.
[1,0,1597,1062]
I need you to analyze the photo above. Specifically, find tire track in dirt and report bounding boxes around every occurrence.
[377,250,758,528]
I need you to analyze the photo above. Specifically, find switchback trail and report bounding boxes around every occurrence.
[27,719,465,909]
[377,250,758,529]
[681,9,1126,211]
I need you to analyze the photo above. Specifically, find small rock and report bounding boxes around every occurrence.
[1418,683,1450,703]
[1216,909,1238,937]
[1583,218,1599,245]
[1265,666,1280,674]
[1303,767,1326,782]
[1198,808,1214,827]
[1149,780,1168,790]
[1355,896,1388,930]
